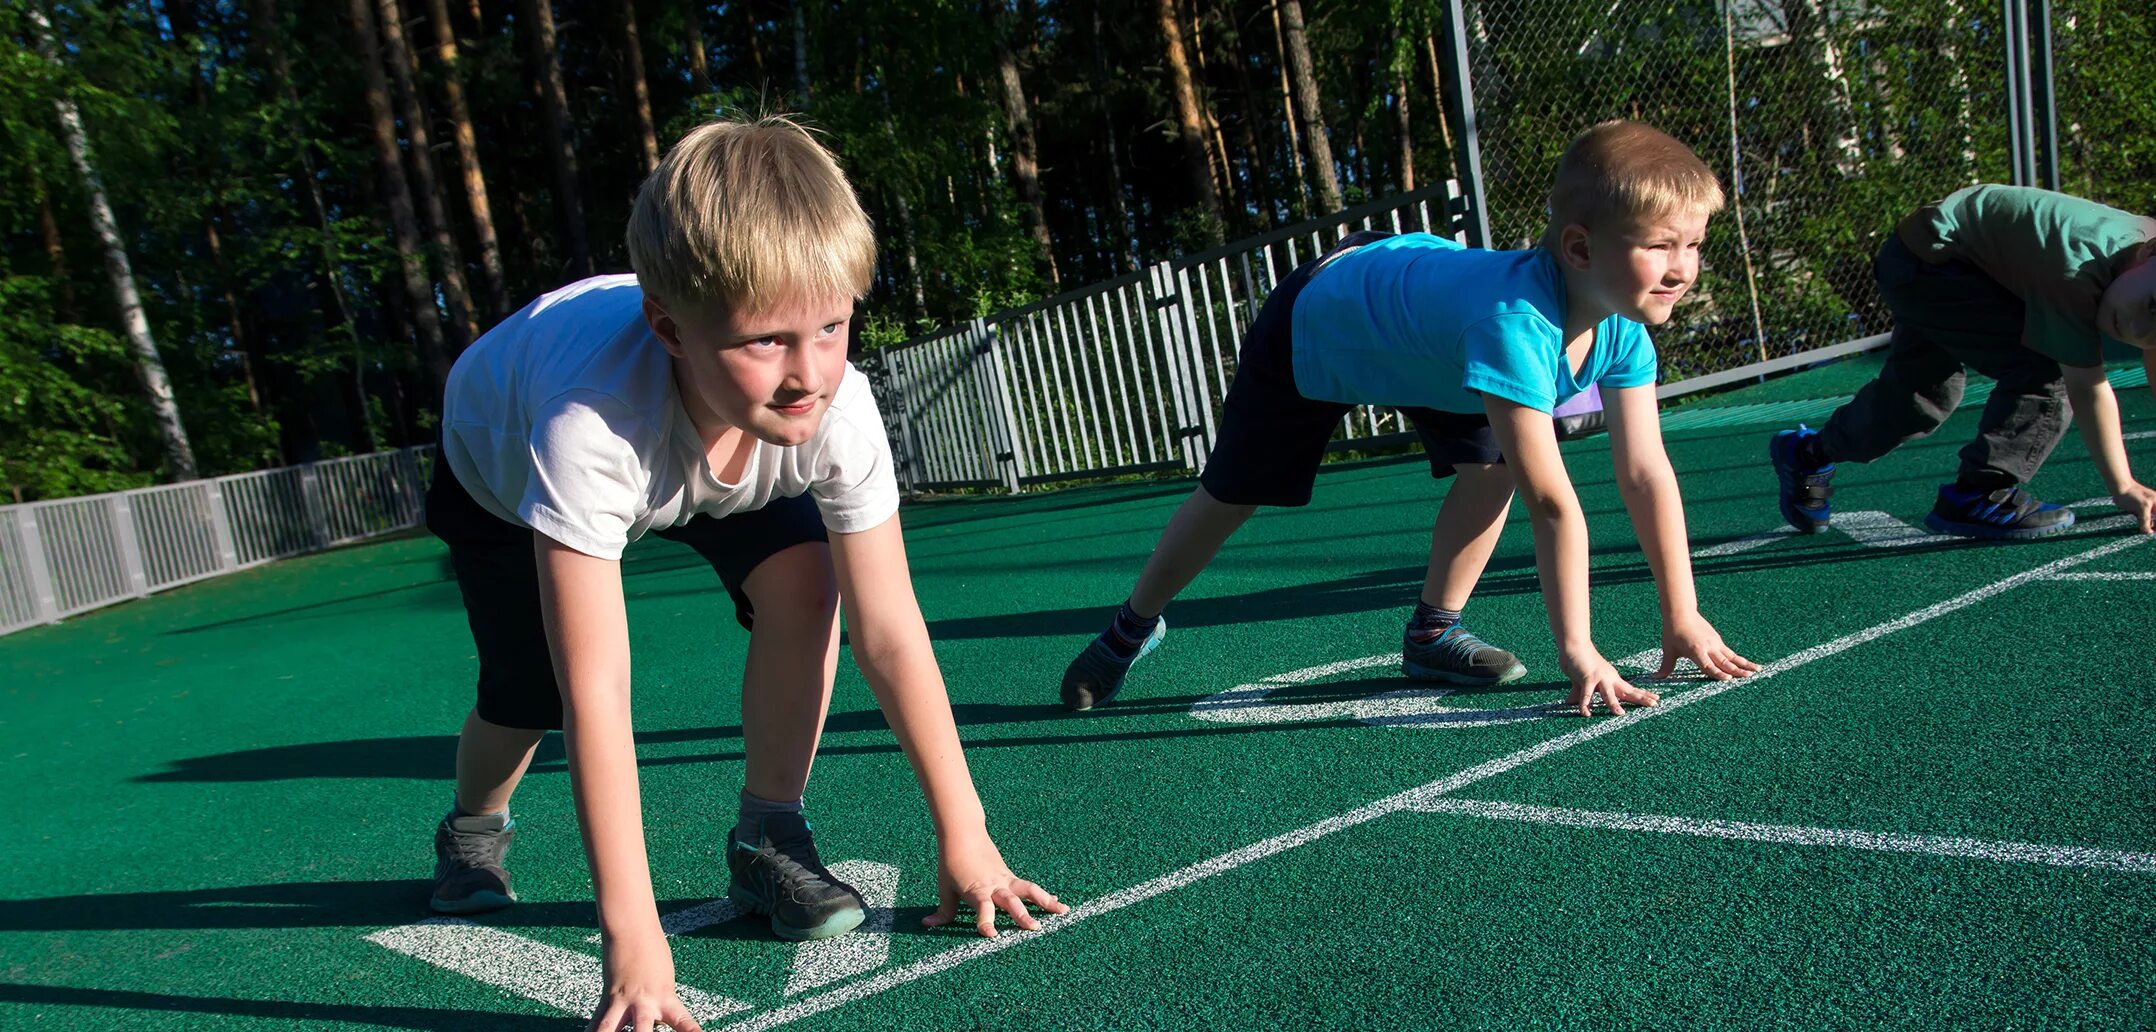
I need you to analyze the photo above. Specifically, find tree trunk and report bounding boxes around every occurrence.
[684,1,709,85]
[347,0,454,391]
[1183,0,1236,214]
[518,0,592,276]
[741,0,768,80]
[1392,26,1413,192]
[792,0,811,105]
[425,0,512,318]
[988,0,1058,285]
[1421,32,1458,183]
[34,177,78,320]
[253,0,371,448]
[29,4,199,480]
[163,0,262,414]
[1088,0,1137,268]
[619,0,660,172]
[1278,0,1341,211]
[1271,0,1310,213]
[1156,0,1224,243]
[379,0,478,349]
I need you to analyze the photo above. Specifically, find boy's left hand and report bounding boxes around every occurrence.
[1659,613,1761,681]
[923,832,1068,937]
[2113,483,2156,534]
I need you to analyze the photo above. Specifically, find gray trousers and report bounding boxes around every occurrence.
[1822,235,2070,486]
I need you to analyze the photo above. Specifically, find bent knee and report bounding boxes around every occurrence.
[743,542,839,624]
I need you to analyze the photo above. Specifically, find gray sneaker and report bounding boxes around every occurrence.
[727,813,866,942]
[1401,624,1528,686]
[1059,618,1167,711]
[430,811,517,915]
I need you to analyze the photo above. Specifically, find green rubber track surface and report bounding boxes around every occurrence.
[5,361,2153,1030]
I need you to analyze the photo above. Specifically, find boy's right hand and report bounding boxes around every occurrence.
[2114,482,2156,534]
[588,933,702,1032]
[1558,648,1660,717]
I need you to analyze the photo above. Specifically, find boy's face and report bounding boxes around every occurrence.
[1564,209,1710,326]
[645,292,855,447]
[2098,249,2156,350]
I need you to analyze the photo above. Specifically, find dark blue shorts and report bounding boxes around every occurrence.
[1198,231,1504,508]
[424,456,828,730]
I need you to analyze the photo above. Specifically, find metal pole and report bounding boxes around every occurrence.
[2002,0,2032,188]
[1441,0,1493,248]
[2027,0,2060,191]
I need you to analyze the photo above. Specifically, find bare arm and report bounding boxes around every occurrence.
[1482,395,1657,715]
[2062,365,2155,533]
[1605,385,1758,680]
[828,514,1065,935]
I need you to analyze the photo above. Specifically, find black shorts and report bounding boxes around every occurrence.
[1198,231,1504,508]
[424,456,829,730]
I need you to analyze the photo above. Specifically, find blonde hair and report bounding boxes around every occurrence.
[627,114,876,316]
[1547,120,1725,232]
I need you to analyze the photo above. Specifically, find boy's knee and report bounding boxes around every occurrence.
[744,543,839,625]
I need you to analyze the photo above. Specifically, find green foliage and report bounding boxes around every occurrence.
[0,0,2149,502]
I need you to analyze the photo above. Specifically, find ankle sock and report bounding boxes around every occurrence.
[446,801,511,834]
[1797,434,1832,468]
[1407,602,1463,644]
[1098,601,1162,660]
[734,790,805,847]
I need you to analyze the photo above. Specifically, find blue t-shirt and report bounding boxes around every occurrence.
[1288,233,1658,414]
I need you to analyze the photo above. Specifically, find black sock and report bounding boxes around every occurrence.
[1797,434,1832,468]
[1955,470,2016,494]
[1099,601,1161,660]
[1407,601,1463,643]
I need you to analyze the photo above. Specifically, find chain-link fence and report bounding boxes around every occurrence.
[1462,0,2015,382]
[2049,0,2156,213]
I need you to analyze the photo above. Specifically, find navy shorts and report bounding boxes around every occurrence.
[1199,231,1504,508]
[424,456,828,730]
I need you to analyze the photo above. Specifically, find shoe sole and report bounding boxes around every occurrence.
[1923,511,2076,540]
[429,889,516,915]
[1062,620,1166,712]
[1401,657,1529,686]
[729,886,867,942]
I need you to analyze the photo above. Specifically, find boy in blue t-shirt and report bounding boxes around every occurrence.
[1059,121,1758,717]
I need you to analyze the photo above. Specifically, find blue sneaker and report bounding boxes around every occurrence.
[1770,425,1835,533]
[1402,624,1528,686]
[1059,618,1166,711]
[1924,483,2075,540]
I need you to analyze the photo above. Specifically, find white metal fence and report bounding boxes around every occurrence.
[0,446,433,636]
[864,181,1474,492]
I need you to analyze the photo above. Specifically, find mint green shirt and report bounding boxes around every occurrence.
[1896,185,2155,367]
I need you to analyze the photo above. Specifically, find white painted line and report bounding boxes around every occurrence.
[367,917,748,1020]
[1692,526,1797,558]
[2041,571,2156,581]
[787,860,899,995]
[715,531,2153,1032]
[2125,429,2155,441]
[1410,799,2156,874]
[1832,510,1959,548]
[1189,652,1555,729]
[585,896,748,944]
[2065,497,2111,509]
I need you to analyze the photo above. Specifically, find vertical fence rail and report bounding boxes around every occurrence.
[868,182,1470,492]
[0,445,436,637]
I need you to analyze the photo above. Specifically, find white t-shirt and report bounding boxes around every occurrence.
[439,274,900,560]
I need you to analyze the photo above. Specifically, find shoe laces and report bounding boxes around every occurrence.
[1424,625,1494,664]
[744,835,836,903]
[442,827,507,870]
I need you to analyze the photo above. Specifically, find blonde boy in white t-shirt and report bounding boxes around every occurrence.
[424,116,1064,1032]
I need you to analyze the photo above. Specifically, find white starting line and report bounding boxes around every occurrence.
[365,531,2154,1029]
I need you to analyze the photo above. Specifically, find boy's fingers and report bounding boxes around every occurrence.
[1655,653,1678,679]
[1019,880,1069,914]
[586,1002,626,1032]
[969,889,1001,937]
[664,1001,705,1032]
[922,886,960,927]
[995,888,1042,930]
[1601,684,1627,716]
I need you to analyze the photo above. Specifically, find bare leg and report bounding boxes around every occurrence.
[736,542,842,804]
[1126,484,1259,616]
[454,708,546,814]
[1420,463,1515,610]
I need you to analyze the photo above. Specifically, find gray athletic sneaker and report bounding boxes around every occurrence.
[1401,624,1528,686]
[1059,618,1167,711]
[727,812,866,942]
[430,811,517,915]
